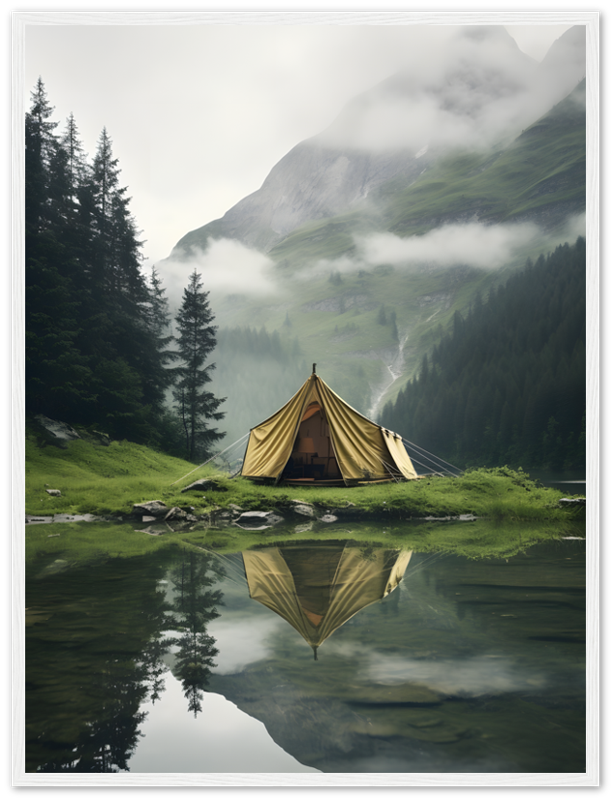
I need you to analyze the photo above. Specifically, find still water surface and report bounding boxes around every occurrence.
[25,528,585,774]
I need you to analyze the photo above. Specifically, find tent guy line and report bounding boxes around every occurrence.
[169,369,460,488]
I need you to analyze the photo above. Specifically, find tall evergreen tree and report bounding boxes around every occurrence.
[173,270,225,461]
[25,79,180,442]
[61,113,88,200]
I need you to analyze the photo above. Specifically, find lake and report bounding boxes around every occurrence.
[25,525,586,776]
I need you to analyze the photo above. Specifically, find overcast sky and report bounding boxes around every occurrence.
[22,14,577,266]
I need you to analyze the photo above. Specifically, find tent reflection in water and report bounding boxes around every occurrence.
[242,543,413,659]
[240,366,417,486]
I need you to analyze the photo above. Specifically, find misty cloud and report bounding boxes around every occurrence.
[297,221,543,281]
[317,26,585,155]
[208,615,282,675]
[155,238,279,309]
[364,653,547,697]
[356,222,542,270]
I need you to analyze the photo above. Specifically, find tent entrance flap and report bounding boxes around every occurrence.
[282,402,341,482]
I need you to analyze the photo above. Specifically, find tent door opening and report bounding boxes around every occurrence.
[282,403,340,482]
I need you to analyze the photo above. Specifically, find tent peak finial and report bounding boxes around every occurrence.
[312,363,317,375]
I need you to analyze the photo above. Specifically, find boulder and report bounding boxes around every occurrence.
[45,489,61,497]
[35,415,80,441]
[319,514,338,523]
[132,501,169,517]
[181,479,228,493]
[292,503,315,518]
[235,510,284,529]
[164,506,198,522]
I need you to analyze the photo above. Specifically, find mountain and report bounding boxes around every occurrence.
[158,26,586,441]
[170,26,585,259]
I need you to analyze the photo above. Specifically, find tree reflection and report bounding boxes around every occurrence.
[25,554,176,772]
[168,550,224,715]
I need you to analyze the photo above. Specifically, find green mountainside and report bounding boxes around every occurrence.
[380,238,586,471]
[199,80,585,438]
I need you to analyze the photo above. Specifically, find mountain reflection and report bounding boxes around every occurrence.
[241,542,412,658]
[25,536,586,774]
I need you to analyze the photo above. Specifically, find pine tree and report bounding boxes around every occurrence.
[25,77,59,234]
[61,113,88,200]
[25,80,96,418]
[172,271,225,461]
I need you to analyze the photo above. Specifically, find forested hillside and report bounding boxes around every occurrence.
[25,80,224,459]
[380,238,586,471]
[25,80,168,443]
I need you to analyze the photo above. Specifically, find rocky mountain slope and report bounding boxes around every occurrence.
[158,25,586,440]
[170,26,585,259]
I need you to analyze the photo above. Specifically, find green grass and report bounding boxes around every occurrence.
[26,423,580,524]
[25,427,584,573]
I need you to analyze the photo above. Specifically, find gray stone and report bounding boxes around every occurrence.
[292,504,315,518]
[235,510,284,528]
[132,501,169,517]
[35,415,81,441]
[319,514,338,523]
[142,515,156,523]
[139,527,163,536]
[46,489,61,497]
[181,479,228,493]
[164,507,188,521]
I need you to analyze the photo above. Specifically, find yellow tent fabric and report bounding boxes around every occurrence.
[242,543,413,655]
[241,372,417,484]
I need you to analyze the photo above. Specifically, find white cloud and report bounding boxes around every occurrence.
[155,238,279,309]
[356,222,542,270]
[364,653,547,696]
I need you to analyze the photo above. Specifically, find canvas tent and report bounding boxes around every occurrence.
[242,542,413,659]
[240,368,417,485]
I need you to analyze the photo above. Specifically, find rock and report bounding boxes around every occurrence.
[132,501,169,517]
[142,515,156,523]
[235,510,284,528]
[35,415,80,441]
[181,479,228,493]
[164,506,198,522]
[139,527,163,536]
[292,503,315,518]
[319,514,338,523]
[559,497,586,506]
[46,489,61,497]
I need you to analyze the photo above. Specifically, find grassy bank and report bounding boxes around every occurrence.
[25,422,582,523]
